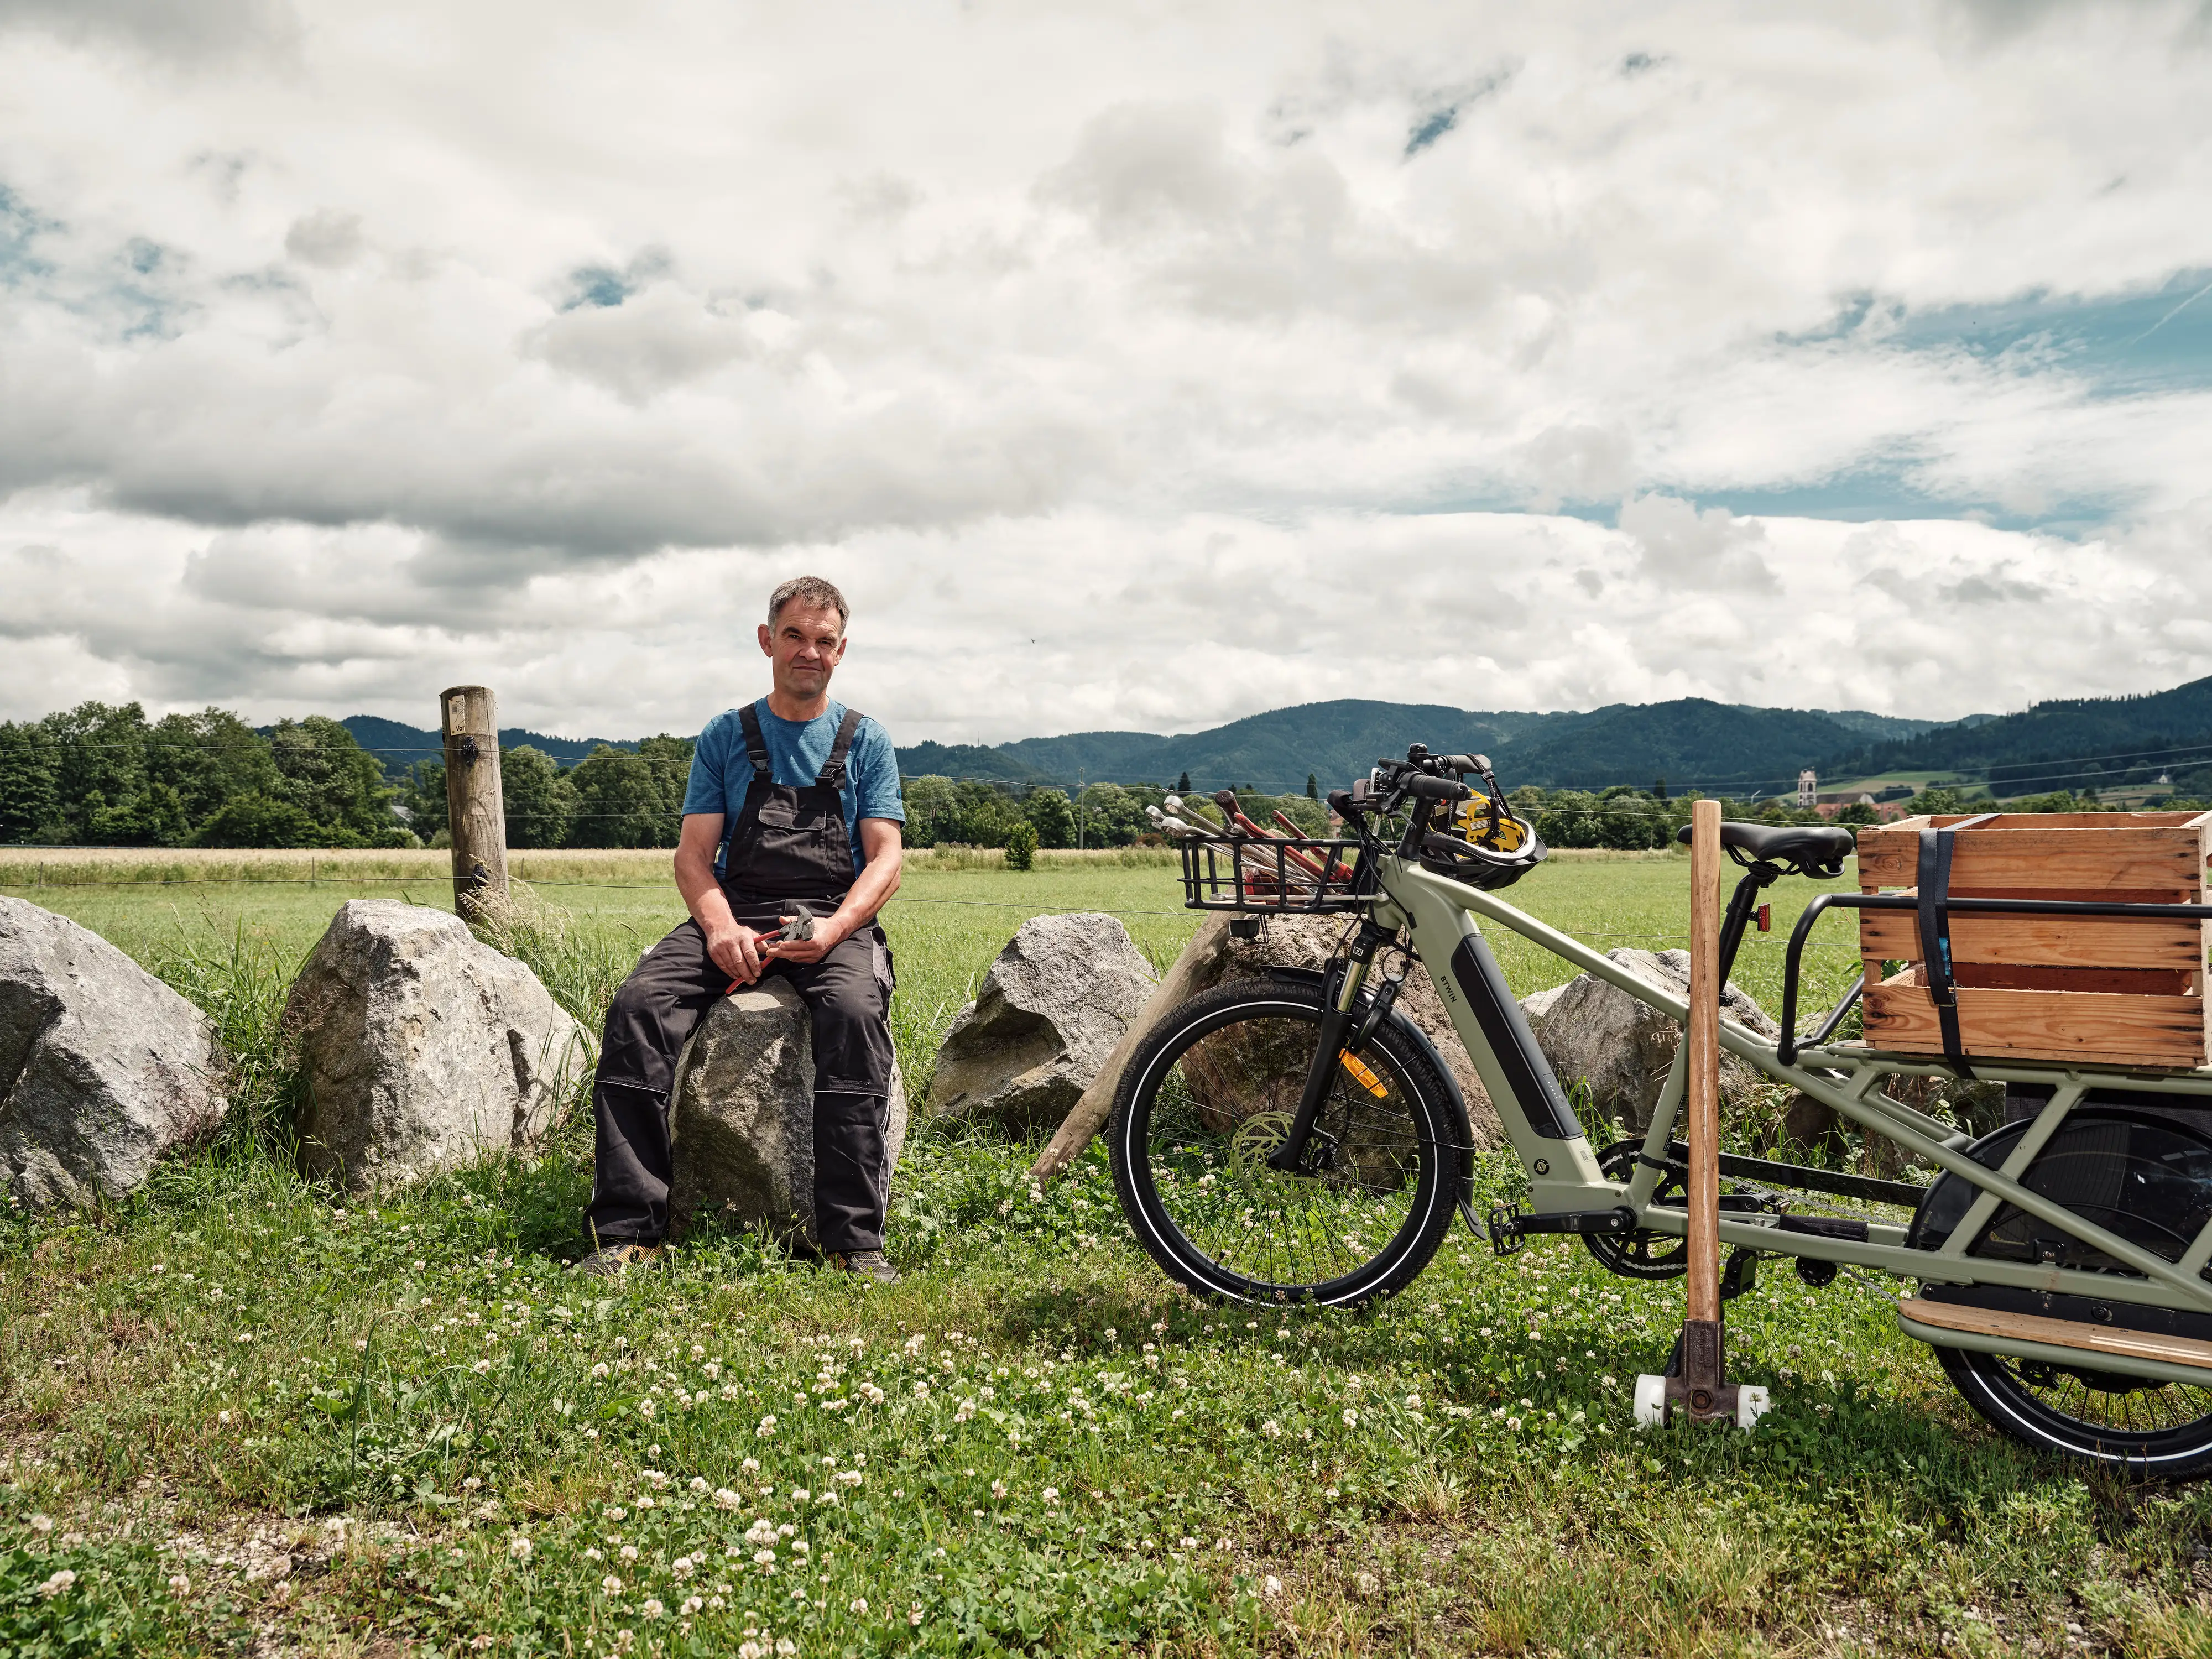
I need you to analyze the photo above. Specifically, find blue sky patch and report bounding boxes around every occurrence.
[1843,270,2212,399]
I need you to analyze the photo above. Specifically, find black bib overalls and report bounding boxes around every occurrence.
[586,704,898,1253]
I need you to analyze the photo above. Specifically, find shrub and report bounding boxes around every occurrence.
[1005,820,1039,870]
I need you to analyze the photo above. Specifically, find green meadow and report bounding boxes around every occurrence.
[2,851,2206,1657]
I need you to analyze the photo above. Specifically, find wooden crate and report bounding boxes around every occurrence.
[1855,810,2212,1070]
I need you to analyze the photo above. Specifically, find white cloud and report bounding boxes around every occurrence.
[0,0,2209,739]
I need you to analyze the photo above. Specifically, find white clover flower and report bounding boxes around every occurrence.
[681,1595,704,1615]
[792,1489,810,1504]
[592,1363,609,1379]
[1261,1420,1282,1438]
[836,1470,862,1487]
[1041,1486,1060,1504]
[29,1515,54,1535]
[989,1480,1006,1500]
[509,1536,533,1562]
[638,1399,656,1420]
[738,1645,763,1659]
[642,1597,665,1620]
[776,1639,797,1655]
[851,1596,869,1613]
[753,1548,777,1566]
[756,1415,778,1438]
[584,1547,604,1562]
[1264,1575,1284,1598]
[168,1574,191,1596]
[688,1477,707,1493]
[740,1457,759,1473]
[602,1574,624,1595]
[713,1488,742,1510]
[910,1608,924,1626]
[472,1359,492,1374]
[36,1569,77,1598]
[620,1545,639,1563]
[1342,1408,1358,1427]
[672,1556,695,1578]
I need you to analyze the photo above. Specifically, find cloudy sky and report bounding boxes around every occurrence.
[2,0,2209,745]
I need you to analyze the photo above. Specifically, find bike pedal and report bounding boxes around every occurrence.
[1486,1203,1528,1259]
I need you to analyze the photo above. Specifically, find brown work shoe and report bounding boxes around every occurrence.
[572,1241,664,1278]
[831,1249,900,1285]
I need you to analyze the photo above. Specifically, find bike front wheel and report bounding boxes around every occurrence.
[1108,977,1465,1307]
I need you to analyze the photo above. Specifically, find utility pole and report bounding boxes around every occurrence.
[440,685,508,920]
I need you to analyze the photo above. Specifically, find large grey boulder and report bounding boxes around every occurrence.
[0,896,227,1209]
[668,977,908,1246]
[1519,948,1777,1136]
[285,900,583,1190]
[927,913,1156,1134]
[1183,913,1504,1147]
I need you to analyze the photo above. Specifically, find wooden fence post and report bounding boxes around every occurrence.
[1678,798,1726,1415]
[440,685,508,920]
[1637,798,1766,1428]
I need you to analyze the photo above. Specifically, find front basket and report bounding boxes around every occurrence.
[1178,835,1370,914]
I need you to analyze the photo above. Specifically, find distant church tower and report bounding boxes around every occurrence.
[1797,769,1818,808]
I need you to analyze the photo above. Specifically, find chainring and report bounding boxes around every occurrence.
[1583,1138,1691,1280]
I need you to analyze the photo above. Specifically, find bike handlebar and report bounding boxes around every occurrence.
[1402,774,1472,802]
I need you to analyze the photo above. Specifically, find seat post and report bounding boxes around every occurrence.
[1715,863,1780,985]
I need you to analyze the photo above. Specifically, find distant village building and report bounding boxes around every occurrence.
[1797,769,1818,809]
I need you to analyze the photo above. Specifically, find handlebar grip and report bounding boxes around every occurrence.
[1404,774,1472,802]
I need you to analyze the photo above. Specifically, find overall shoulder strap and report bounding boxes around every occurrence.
[1913,812,1997,1080]
[816,708,865,789]
[736,702,775,782]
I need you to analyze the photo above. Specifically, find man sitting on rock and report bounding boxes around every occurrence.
[577,576,906,1282]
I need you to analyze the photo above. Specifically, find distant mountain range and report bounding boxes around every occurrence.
[338,674,2212,801]
[1819,675,2212,796]
[895,699,1976,796]
[338,715,641,775]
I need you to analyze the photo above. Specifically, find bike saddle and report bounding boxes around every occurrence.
[1674,820,1856,877]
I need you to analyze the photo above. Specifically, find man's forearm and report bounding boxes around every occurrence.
[674,844,739,936]
[831,851,901,937]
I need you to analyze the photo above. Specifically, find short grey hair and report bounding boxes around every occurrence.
[766,575,849,631]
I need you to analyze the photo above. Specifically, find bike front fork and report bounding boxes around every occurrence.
[1265,929,1387,1174]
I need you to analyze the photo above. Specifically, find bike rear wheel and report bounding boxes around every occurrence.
[1910,1108,2212,1478]
[1108,977,1464,1307]
[1933,1347,2212,1479]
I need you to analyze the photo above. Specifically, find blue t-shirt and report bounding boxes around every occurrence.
[682,699,905,878]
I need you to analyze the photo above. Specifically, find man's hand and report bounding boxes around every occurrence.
[707,922,772,986]
[760,914,849,966]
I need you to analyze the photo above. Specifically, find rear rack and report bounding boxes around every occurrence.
[1178,834,1371,915]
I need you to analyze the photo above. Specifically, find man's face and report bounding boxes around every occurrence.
[758,602,847,698]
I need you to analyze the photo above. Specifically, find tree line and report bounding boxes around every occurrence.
[0,703,409,848]
[3,701,2197,851]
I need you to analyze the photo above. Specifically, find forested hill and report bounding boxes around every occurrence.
[338,716,638,773]
[1817,675,2212,795]
[895,697,1949,796]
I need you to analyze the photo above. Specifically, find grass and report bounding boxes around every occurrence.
[3,856,2209,1656]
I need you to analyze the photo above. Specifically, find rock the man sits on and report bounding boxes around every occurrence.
[579,576,906,1281]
